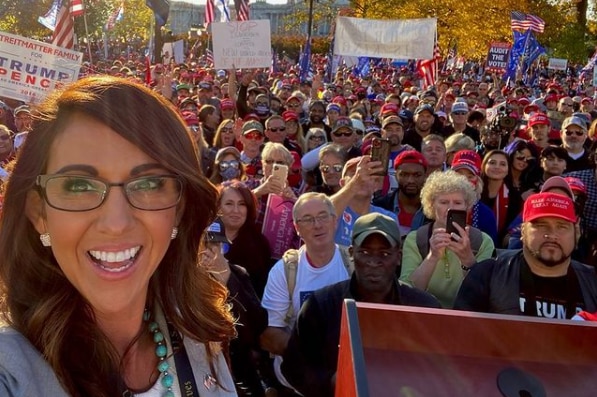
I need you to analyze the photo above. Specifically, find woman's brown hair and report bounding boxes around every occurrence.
[0,76,235,396]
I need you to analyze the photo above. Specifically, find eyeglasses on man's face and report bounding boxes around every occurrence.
[296,212,334,227]
[36,174,183,212]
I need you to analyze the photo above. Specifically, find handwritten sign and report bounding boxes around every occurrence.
[212,20,272,69]
[548,58,568,71]
[261,194,300,260]
[0,31,82,104]
[486,42,511,73]
[334,16,436,59]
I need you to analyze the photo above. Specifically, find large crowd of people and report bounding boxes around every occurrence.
[1,45,597,396]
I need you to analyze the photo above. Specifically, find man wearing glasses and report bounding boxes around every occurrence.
[560,116,592,172]
[265,115,301,155]
[260,193,350,396]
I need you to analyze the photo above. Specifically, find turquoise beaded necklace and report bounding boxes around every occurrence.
[143,309,175,397]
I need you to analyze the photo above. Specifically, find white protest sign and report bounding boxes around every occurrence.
[0,31,82,103]
[212,20,272,69]
[334,17,436,59]
[548,58,568,71]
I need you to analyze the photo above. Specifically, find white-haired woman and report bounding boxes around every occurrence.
[400,170,495,308]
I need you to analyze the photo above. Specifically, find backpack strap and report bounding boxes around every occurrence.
[415,223,433,258]
[282,249,299,326]
[338,245,354,276]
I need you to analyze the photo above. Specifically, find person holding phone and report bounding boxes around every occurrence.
[247,142,298,227]
[400,170,495,308]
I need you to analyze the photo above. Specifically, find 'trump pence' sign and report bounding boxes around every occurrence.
[0,31,82,103]
[212,20,272,69]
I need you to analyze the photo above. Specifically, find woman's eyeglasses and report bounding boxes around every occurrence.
[320,164,343,173]
[515,156,535,163]
[263,159,287,165]
[219,160,240,170]
[309,135,325,141]
[36,174,183,212]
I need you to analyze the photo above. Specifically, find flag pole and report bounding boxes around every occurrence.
[82,2,93,63]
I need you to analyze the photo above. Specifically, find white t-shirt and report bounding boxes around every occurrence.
[261,244,350,387]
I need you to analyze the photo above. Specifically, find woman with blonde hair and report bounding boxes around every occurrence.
[400,170,495,308]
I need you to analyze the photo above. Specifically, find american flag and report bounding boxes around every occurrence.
[417,43,441,89]
[206,48,214,66]
[234,0,249,21]
[70,0,84,16]
[52,0,75,49]
[511,11,545,33]
[205,0,215,26]
[104,2,124,31]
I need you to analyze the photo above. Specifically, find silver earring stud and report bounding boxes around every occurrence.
[170,227,179,240]
[40,233,51,247]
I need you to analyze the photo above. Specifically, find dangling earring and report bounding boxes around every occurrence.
[170,227,179,240]
[40,233,51,247]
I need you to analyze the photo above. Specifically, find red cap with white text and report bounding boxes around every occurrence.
[522,192,577,223]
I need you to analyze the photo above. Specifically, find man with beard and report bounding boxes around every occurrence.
[373,150,426,237]
[403,104,438,151]
[454,192,597,319]
[560,116,592,172]
[302,101,331,136]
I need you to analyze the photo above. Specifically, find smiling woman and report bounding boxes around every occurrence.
[0,76,237,397]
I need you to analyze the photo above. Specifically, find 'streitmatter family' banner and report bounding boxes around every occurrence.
[334,16,437,60]
[0,31,82,104]
[212,20,272,69]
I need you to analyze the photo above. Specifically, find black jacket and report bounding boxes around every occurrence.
[281,275,440,397]
[454,250,597,315]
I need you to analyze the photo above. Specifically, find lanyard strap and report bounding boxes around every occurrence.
[167,322,201,397]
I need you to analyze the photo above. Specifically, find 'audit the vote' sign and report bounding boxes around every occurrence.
[0,31,82,104]
[212,20,272,69]
[486,42,511,73]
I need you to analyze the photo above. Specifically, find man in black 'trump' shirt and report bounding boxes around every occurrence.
[454,189,597,318]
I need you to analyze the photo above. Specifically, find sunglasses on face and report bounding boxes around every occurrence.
[309,135,325,141]
[0,135,12,141]
[263,159,287,165]
[565,130,584,137]
[268,127,286,132]
[243,131,263,140]
[320,164,343,173]
[452,111,467,116]
[219,160,240,170]
[515,156,535,163]
[333,131,353,137]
